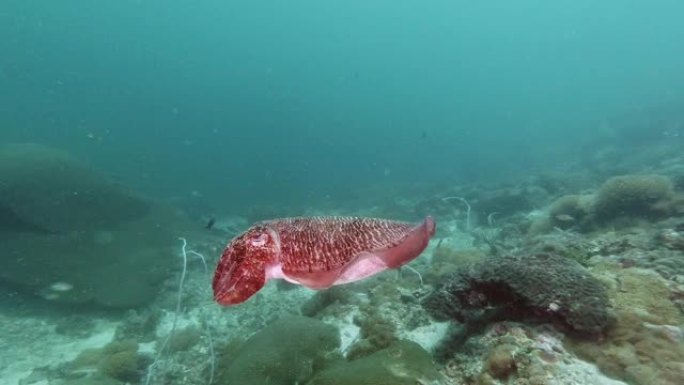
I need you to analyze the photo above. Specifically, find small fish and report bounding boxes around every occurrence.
[212,216,436,305]
[205,217,216,230]
[554,214,575,223]
[49,281,74,292]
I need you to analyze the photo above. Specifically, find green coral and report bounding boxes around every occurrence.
[347,308,397,360]
[593,174,675,221]
[0,143,148,233]
[533,174,682,234]
[547,194,592,230]
[217,316,340,385]
[167,326,201,353]
[307,340,443,385]
[300,286,356,317]
[426,246,486,281]
[67,339,149,383]
[100,351,141,383]
[483,343,518,380]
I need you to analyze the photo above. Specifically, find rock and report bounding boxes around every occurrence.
[0,144,193,308]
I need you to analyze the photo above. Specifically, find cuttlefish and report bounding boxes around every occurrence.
[212,216,435,305]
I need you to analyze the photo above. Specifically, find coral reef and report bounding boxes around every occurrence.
[216,316,340,385]
[547,194,593,230]
[346,307,398,360]
[66,339,151,383]
[8,140,684,385]
[530,174,684,234]
[593,174,676,222]
[440,321,629,385]
[166,326,202,353]
[307,340,443,385]
[422,253,610,337]
[568,266,684,385]
[54,315,98,338]
[58,379,123,385]
[300,286,358,317]
[484,343,518,380]
[425,244,486,281]
[473,186,540,221]
[657,223,684,250]
[115,310,161,342]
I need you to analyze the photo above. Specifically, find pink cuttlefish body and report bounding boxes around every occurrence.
[212,216,436,305]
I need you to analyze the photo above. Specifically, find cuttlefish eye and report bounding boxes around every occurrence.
[250,233,269,247]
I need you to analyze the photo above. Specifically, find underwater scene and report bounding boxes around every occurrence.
[2,1,684,385]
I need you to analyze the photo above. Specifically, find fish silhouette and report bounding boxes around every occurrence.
[204,216,216,230]
[212,216,435,305]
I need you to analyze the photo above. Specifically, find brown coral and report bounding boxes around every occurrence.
[484,343,518,379]
[422,253,610,336]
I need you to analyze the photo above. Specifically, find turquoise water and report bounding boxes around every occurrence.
[3,0,683,212]
[1,1,684,385]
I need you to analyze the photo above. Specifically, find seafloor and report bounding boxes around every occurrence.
[2,143,684,385]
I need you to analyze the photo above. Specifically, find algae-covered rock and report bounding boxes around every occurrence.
[1,209,183,307]
[548,194,593,230]
[66,339,149,384]
[346,307,397,361]
[0,143,148,233]
[0,143,193,308]
[307,340,443,385]
[167,326,202,353]
[58,377,123,385]
[2,223,176,307]
[300,286,356,317]
[484,343,517,380]
[217,316,340,385]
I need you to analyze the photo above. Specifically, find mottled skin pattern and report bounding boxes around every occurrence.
[275,217,413,273]
[213,216,435,306]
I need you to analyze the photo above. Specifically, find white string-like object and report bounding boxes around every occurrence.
[402,264,424,286]
[144,238,215,385]
[443,196,471,231]
[188,249,215,385]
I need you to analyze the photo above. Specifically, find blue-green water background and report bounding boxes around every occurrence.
[2,0,683,214]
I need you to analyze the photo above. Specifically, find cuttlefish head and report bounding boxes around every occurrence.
[212,225,279,305]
